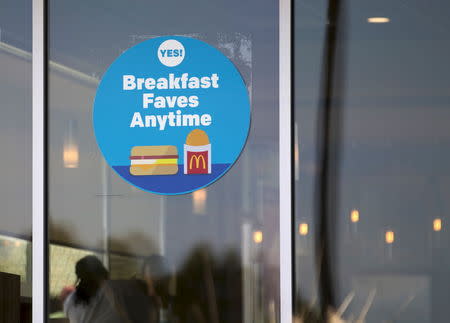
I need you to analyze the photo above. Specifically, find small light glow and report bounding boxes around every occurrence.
[350,209,360,223]
[192,189,207,214]
[385,230,395,244]
[0,235,25,248]
[63,144,79,168]
[253,230,263,244]
[299,223,309,236]
[433,218,442,232]
[368,17,390,23]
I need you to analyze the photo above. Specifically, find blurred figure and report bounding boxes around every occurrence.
[142,255,175,323]
[63,255,153,323]
[59,285,75,304]
[63,255,110,322]
[175,246,219,323]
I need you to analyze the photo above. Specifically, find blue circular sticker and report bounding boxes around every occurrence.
[93,36,250,195]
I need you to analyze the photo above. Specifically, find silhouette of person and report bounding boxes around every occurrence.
[63,255,112,322]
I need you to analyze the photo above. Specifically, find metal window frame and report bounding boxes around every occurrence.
[280,0,293,322]
[33,0,47,321]
[32,0,293,321]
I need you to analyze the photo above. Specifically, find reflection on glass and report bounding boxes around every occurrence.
[0,235,30,286]
[48,0,279,322]
[63,120,79,169]
[192,189,207,215]
[385,230,395,244]
[0,1,32,320]
[350,209,359,223]
[253,230,263,244]
[367,17,390,24]
[295,1,450,321]
[299,223,308,236]
[433,218,442,232]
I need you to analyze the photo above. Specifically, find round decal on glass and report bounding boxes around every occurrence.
[93,36,250,195]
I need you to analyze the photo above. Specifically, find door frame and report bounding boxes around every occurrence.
[279,0,293,322]
[32,0,293,321]
[32,0,46,322]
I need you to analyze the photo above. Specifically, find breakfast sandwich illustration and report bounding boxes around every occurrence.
[130,145,178,175]
[184,129,212,175]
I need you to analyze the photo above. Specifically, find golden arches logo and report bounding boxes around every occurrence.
[189,155,206,169]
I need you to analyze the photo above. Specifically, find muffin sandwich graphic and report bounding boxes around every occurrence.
[130,145,178,175]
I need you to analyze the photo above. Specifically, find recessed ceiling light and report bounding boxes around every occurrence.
[368,17,390,23]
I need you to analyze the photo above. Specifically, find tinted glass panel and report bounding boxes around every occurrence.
[0,0,32,320]
[0,0,32,246]
[48,1,280,322]
[295,1,450,322]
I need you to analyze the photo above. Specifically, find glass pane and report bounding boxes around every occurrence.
[295,0,450,322]
[48,1,280,322]
[293,0,327,320]
[0,0,32,321]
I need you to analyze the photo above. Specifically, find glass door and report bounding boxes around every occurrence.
[42,0,285,322]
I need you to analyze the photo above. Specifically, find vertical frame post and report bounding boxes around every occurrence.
[280,0,293,322]
[32,0,46,321]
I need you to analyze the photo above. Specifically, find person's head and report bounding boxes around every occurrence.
[142,255,171,300]
[74,255,109,305]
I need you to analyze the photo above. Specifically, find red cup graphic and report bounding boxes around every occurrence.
[184,129,212,175]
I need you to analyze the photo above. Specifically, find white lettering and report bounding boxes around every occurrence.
[130,112,144,127]
[143,93,154,108]
[211,73,219,88]
[123,75,136,90]
[189,96,199,107]
[201,114,212,126]
[156,114,168,130]
[122,73,220,90]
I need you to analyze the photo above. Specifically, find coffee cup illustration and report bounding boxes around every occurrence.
[184,129,211,175]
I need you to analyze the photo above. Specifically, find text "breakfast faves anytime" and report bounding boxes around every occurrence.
[124,73,219,131]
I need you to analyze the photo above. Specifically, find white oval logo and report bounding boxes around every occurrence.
[157,39,185,67]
